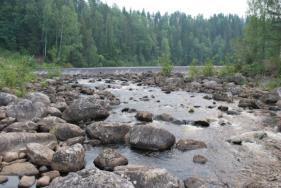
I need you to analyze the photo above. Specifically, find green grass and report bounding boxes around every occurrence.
[0,50,37,96]
[159,54,173,76]
[202,59,215,77]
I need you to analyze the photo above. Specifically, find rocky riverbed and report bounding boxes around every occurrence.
[0,72,281,187]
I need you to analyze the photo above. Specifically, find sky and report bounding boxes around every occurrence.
[101,0,248,17]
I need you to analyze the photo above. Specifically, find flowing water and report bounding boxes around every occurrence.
[79,78,281,187]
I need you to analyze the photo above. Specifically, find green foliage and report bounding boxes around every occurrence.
[265,77,281,91]
[41,63,62,79]
[188,59,200,79]
[159,54,173,76]
[202,59,215,77]
[0,51,36,96]
[219,63,237,77]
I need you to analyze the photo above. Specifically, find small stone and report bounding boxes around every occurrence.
[19,176,35,188]
[193,120,210,127]
[184,177,205,188]
[42,170,60,180]
[135,111,153,122]
[218,106,228,112]
[176,139,207,151]
[193,155,208,164]
[39,166,49,173]
[0,162,39,176]
[37,176,50,187]
[0,176,8,184]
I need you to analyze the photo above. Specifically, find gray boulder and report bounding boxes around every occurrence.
[114,165,184,188]
[94,148,128,171]
[3,121,38,132]
[86,122,131,144]
[238,99,259,109]
[51,144,85,173]
[26,92,50,106]
[50,123,84,141]
[26,143,54,166]
[129,125,175,151]
[261,93,279,105]
[38,116,66,132]
[0,92,17,106]
[6,99,48,122]
[62,96,110,122]
[0,132,57,154]
[0,162,39,176]
[48,167,134,188]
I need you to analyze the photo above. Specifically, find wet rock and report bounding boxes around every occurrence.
[6,99,48,122]
[0,92,17,106]
[129,125,175,151]
[193,120,210,127]
[47,107,62,117]
[37,176,51,187]
[261,93,279,105]
[226,110,240,115]
[0,117,15,131]
[155,113,174,122]
[0,162,39,176]
[50,101,67,112]
[238,99,259,109]
[51,144,85,173]
[62,96,110,122]
[26,143,54,166]
[122,108,137,113]
[193,155,208,164]
[176,139,207,151]
[0,176,8,184]
[66,136,85,146]
[183,177,205,188]
[96,90,120,105]
[3,152,19,162]
[86,122,131,144]
[218,106,228,112]
[37,116,66,132]
[114,165,184,188]
[42,170,60,180]
[48,167,134,188]
[3,121,38,132]
[227,131,267,145]
[213,93,232,102]
[94,148,128,171]
[19,176,35,188]
[0,132,57,154]
[135,111,153,122]
[51,123,84,141]
[203,80,219,90]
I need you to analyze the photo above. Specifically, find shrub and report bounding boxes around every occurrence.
[202,59,215,77]
[265,77,281,91]
[159,54,173,76]
[219,63,237,77]
[41,63,62,78]
[0,53,36,96]
[188,59,200,79]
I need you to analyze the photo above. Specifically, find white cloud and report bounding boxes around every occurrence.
[101,0,248,17]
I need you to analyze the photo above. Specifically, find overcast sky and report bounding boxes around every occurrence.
[101,0,248,17]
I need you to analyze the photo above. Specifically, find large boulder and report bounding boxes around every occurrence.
[3,121,38,132]
[213,93,232,103]
[50,123,84,141]
[114,165,184,188]
[0,162,39,176]
[0,132,57,154]
[48,167,134,188]
[94,148,128,171]
[26,143,54,166]
[129,125,175,151]
[6,99,48,122]
[261,93,279,105]
[26,92,50,106]
[0,92,17,106]
[238,99,259,109]
[62,96,110,122]
[86,122,131,144]
[37,116,66,132]
[51,144,85,173]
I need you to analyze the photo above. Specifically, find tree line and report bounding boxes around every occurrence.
[0,0,245,67]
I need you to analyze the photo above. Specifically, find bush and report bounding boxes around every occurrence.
[202,59,215,77]
[240,63,264,77]
[265,77,281,91]
[159,54,173,76]
[188,59,200,79]
[0,53,36,96]
[41,63,62,79]
[219,63,237,77]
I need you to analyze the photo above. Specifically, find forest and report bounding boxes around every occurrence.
[0,0,245,67]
